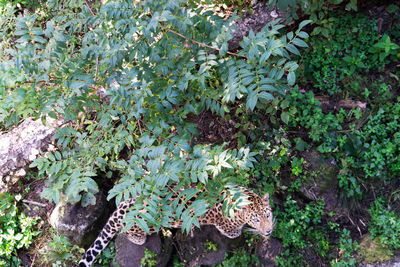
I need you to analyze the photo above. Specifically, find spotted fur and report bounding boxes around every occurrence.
[78,189,273,267]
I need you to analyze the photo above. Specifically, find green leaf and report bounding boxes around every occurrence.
[16,35,30,43]
[298,20,312,31]
[286,44,300,55]
[31,27,45,35]
[259,51,271,64]
[69,81,86,90]
[295,138,308,151]
[135,217,150,234]
[281,112,289,124]
[287,71,295,86]
[296,31,309,39]
[387,4,399,14]
[81,193,96,207]
[259,92,274,101]
[47,153,55,162]
[33,35,47,44]
[292,38,308,48]
[246,90,258,111]
[280,98,290,109]
[141,211,157,225]
[55,151,62,161]
[14,29,29,36]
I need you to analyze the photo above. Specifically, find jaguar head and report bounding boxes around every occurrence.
[244,193,273,237]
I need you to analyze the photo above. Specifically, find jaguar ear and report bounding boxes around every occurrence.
[262,193,270,205]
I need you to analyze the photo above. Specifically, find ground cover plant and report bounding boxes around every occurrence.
[0,0,399,265]
[0,193,39,266]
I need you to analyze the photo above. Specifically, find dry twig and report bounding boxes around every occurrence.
[22,199,47,207]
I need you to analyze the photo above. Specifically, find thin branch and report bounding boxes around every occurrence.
[94,56,99,82]
[136,117,143,135]
[160,25,242,58]
[22,199,47,207]
[85,0,95,16]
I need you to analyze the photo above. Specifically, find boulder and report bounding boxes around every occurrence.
[357,234,398,266]
[256,237,283,266]
[114,233,173,267]
[0,117,61,193]
[300,149,340,212]
[174,225,244,267]
[49,192,108,247]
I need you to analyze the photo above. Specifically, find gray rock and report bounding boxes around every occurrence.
[300,149,340,212]
[175,225,244,267]
[114,233,173,267]
[0,117,62,193]
[49,192,108,247]
[256,237,282,267]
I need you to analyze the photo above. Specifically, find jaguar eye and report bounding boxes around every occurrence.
[252,217,260,223]
[266,213,270,218]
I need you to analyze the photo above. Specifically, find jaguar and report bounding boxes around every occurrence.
[78,187,273,267]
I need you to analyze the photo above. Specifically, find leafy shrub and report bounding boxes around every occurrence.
[368,198,400,250]
[141,247,157,267]
[368,34,400,63]
[274,197,328,263]
[37,235,89,266]
[301,13,379,95]
[38,235,114,267]
[0,0,25,9]
[269,0,358,22]
[217,248,259,267]
[355,102,400,180]
[330,229,358,267]
[285,88,400,198]
[2,0,311,232]
[286,88,341,142]
[0,193,39,266]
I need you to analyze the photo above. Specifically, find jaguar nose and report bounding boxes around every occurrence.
[265,230,272,236]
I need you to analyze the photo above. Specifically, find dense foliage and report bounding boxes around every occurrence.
[1,0,310,234]
[0,0,399,265]
[0,193,39,266]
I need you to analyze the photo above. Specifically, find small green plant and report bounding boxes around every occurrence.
[331,229,359,266]
[172,254,185,267]
[287,88,341,143]
[37,235,85,266]
[368,198,400,250]
[301,13,379,95]
[204,240,218,252]
[269,0,358,23]
[368,34,400,64]
[274,197,325,248]
[94,241,116,266]
[276,249,304,266]
[0,193,39,266]
[291,157,305,176]
[217,248,259,266]
[358,102,400,180]
[274,197,328,263]
[0,0,44,10]
[141,247,157,267]
[0,0,24,9]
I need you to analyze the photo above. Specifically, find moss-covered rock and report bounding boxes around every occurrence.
[300,149,340,211]
[357,234,394,264]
